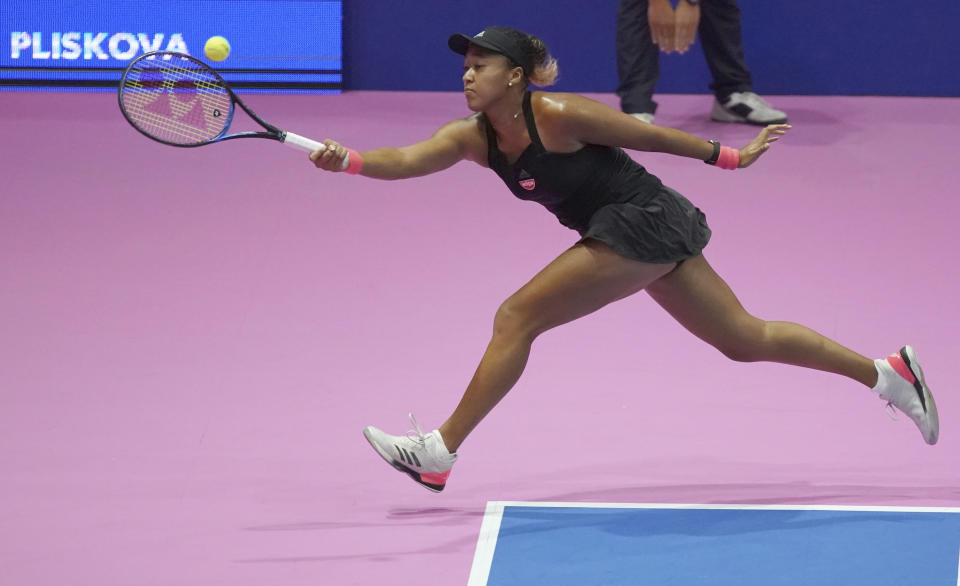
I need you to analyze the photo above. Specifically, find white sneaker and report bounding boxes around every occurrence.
[711,91,787,125]
[362,414,458,492]
[873,346,939,445]
[628,112,655,124]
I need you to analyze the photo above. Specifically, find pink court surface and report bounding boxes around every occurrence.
[1,91,958,585]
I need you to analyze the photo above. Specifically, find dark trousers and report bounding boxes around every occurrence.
[616,0,753,114]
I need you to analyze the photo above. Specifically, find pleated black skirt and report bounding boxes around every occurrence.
[579,185,711,264]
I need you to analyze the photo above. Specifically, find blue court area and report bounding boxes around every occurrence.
[470,503,960,586]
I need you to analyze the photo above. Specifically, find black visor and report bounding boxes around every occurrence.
[448,26,533,75]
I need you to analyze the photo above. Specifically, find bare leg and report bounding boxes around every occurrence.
[645,255,878,386]
[438,239,676,452]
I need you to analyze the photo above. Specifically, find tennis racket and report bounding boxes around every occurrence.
[117,50,346,166]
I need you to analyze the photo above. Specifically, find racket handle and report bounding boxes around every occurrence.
[282,131,324,152]
[282,131,350,171]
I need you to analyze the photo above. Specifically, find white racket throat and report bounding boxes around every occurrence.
[282,131,350,170]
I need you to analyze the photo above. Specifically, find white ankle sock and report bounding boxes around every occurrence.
[872,358,895,394]
[432,429,458,461]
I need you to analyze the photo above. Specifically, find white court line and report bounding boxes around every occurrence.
[492,501,960,513]
[467,501,960,586]
[467,501,505,586]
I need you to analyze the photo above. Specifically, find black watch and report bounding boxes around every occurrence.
[704,140,721,165]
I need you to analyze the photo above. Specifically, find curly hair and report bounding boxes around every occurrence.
[525,35,559,87]
[495,27,559,87]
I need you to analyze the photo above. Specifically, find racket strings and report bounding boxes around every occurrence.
[122,80,227,143]
[120,55,232,145]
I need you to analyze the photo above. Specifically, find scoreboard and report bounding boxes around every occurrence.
[1,0,342,93]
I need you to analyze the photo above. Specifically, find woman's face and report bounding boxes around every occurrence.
[461,46,518,111]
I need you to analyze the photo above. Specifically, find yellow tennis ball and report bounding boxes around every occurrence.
[204,36,230,62]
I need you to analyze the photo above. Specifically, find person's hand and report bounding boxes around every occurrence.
[647,0,677,53]
[738,124,791,168]
[673,1,700,54]
[309,139,349,171]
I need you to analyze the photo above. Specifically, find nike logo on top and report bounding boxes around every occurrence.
[892,350,927,412]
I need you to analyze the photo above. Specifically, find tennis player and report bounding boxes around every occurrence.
[310,26,939,492]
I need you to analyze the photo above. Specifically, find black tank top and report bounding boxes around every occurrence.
[484,91,663,233]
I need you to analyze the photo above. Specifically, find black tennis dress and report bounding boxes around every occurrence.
[484,92,711,263]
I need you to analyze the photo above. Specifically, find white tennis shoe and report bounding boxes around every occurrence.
[711,91,787,125]
[362,414,457,492]
[873,346,939,445]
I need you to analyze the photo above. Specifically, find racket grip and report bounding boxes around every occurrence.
[283,131,349,171]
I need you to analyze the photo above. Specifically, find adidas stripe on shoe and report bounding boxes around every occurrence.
[362,413,458,492]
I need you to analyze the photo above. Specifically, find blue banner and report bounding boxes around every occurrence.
[1,0,342,93]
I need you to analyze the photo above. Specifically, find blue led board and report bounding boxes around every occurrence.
[1,0,342,93]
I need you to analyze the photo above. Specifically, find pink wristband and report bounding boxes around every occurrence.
[344,148,363,175]
[716,146,740,170]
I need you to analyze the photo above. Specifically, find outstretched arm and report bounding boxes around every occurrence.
[310,117,481,180]
[539,93,789,168]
